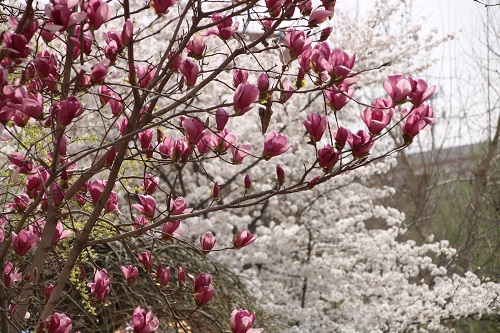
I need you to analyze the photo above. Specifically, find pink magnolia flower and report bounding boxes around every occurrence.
[233,69,249,87]
[230,143,252,164]
[230,309,263,333]
[131,307,159,333]
[167,51,183,71]
[195,284,215,306]
[121,265,139,285]
[330,47,356,83]
[87,180,119,213]
[257,73,270,92]
[193,273,212,293]
[4,261,22,288]
[34,51,59,79]
[132,215,149,232]
[133,195,157,218]
[214,129,237,153]
[142,174,159,195]
[136,64,156,88]
[41,312,72,333]
[90,62,108,84]
[156,263,170,286]
[401,104,436,142]
[318,144,339,172]
[103,146,116,168]
[207,14,240,40]
[138,250,153,271]
[103,30,122,49]
[361,100,394,136]
[261,131,290,160]
[179,59,199,87]
[182,117,205,145]
[200,232,216,253]
[279,77,294,103]
[308,8,332,27]
[104,40,119,62]
[150,0,177,14]
[103,30,122,61]
[109,94,124,116]
[44,283,54,300]
[233,229,257,249]
[171,138,192,162]
[84,0,112,31]
[138,129,153,150]
[44,0,86,32]
[186,34,206,59]
[303,113,328,143]
[28,217,47,237]
[161,221,186,240]
[308,42,333,73]
[158,136,173,158]
[321,0,336,11]
[265,0,285,17]
[170,196,192,215]
[408,77,436,106]
[51,221,73,246]
[12,229,38,256]
[332,126,349,151]
[12,112,30,127]
[324,84,354,111]
[347,129,374,158]
[117,116,128,136]
[88,179,106,204]
[177,267,186,289]
[8,152,33,174]
[298,0,312,15]
[71,26,94,59]
[384,74,412,104]
[196,131,215,154]
[0,105,15,125]
[87,269,110,302]
[122,19,134,46]
[105,191,119,213]
[215,108,230,131]
[234,82,259,116]
[98,85,113,106]
[40,23,57,43]
[16,93,44,120]
[284,28,312,60]
[2,31,31,59]
[76,70,91,88]
[197,132,215,154]
[8,16,39,41]
[53,96,84,126]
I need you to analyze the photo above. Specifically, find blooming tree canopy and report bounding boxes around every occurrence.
[0,0,497,332]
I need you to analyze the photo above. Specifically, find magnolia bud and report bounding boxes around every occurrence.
[276,164,285,186]
[306,176,321,190]
[211,182,220,200]
[244,174,252,191]
[319,26,333,41]
[177,267,186,289]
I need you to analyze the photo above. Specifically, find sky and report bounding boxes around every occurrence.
[411,0,499,150]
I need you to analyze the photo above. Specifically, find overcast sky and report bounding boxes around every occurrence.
[412,0,499,150]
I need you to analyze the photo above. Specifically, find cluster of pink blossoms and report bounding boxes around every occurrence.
[0,0,439,330]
